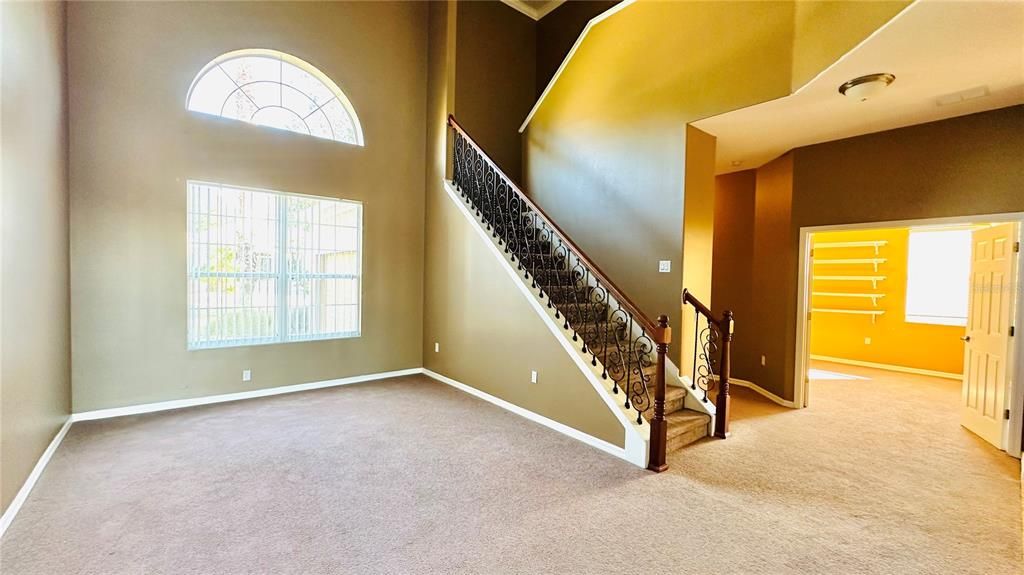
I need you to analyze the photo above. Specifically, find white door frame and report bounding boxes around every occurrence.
[793,212,1024,458]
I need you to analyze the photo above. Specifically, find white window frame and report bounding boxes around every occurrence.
[187,180,362,350]
[904,228,971,327]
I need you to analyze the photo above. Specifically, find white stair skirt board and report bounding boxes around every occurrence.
[729,378,798,408]
[0,418,73,539]
[442,180,650,468]
[424,369,644,465]
[71,368,423,422]
[810,355,962,381]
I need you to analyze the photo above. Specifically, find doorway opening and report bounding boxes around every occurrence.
[794,215,1024,458]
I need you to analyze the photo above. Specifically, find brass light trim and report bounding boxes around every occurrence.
[838,73,896,96]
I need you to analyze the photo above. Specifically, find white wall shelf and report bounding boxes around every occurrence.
[812,292,885,306]
[813,275,887,289]
[812,308,886,323]
[813,258,887,272]
[814,240,888,255]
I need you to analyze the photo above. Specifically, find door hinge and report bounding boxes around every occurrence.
[1005,409,1011,420]
[1015,241,1020,253]
[1011,325,1016,337]
[810,248,815,258]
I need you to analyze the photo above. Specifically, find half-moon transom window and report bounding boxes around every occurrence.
[187,49,363,146]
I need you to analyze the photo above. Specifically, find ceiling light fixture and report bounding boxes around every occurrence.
[838,73,895,101]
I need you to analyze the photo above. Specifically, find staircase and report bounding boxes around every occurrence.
[448,116,734,470]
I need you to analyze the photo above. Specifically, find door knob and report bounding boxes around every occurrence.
[960,335,971,342]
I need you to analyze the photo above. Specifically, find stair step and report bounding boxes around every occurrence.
[545,285,595,305]
[663,409,711,451]
[638,385,688,418]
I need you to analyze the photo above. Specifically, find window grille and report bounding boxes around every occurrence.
[187,49,363,145]
[187,181,361,349]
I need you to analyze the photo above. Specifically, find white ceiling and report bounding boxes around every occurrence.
[694,0,1024,174]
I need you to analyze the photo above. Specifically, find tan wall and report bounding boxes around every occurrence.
[67,2,427,412]
[0,1,71,513]
[454,1,535,182]
[680,126,717,378]
[715,105,1024,400]
[423,2,624,448]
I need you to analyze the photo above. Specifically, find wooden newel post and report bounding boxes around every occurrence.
[714,310,734,439]
[648,314,671,472]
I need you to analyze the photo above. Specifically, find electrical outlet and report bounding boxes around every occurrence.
[658,260,671,273]
[242,369,252,382]
[761,355,766,367]
[530,370,538,384]
[434,342,440,353]
[864,337,872,345]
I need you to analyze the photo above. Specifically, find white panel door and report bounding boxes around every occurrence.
[962,223,1018,448]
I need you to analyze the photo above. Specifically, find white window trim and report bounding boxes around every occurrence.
[187,180,363,350]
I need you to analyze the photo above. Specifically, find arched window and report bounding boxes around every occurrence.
[187,49,363,146]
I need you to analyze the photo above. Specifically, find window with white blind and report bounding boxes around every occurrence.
[187,181,361,349]
[905,229,971,326]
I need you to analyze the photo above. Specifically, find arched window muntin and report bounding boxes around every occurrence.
[186,48,364,146]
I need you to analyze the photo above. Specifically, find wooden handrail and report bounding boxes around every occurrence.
[447,115,662,341]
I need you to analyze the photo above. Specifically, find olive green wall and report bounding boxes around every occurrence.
[68,1,427,412]
[454,1,536,182]
[712,105,1024,400]
[0,1,71,514]
[423,2,625,448]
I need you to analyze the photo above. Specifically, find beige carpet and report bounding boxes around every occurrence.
[1,366,1020,574]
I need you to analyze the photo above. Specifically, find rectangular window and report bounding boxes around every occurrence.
[187,181,361,349]
[905,229,971,326]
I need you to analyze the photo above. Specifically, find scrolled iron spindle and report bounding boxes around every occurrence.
[682,288,734,439]
[448,116,675,471]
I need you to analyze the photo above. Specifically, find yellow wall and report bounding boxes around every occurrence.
[1,0,71,514]
[67,2,427,411]
[810,228,965,375]
[524,0,905,368]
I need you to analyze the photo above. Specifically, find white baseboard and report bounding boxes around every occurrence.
[71,368,423,422]
[810,355,962,381]
[0,417,72,538]
[730,378,799,408]
[423,369,645,466]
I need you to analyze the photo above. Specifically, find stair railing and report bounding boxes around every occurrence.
[447,115,673,472]
[682,288,734,438]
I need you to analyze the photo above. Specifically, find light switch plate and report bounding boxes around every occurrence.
[434,342,440,353]
[242,369,252,382]
[760,355,766,367]
[864,337,872,345]
[658,260,671,273]
[530,370,538,384]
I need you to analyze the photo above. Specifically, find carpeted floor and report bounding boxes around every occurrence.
[1,364,1020,574]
